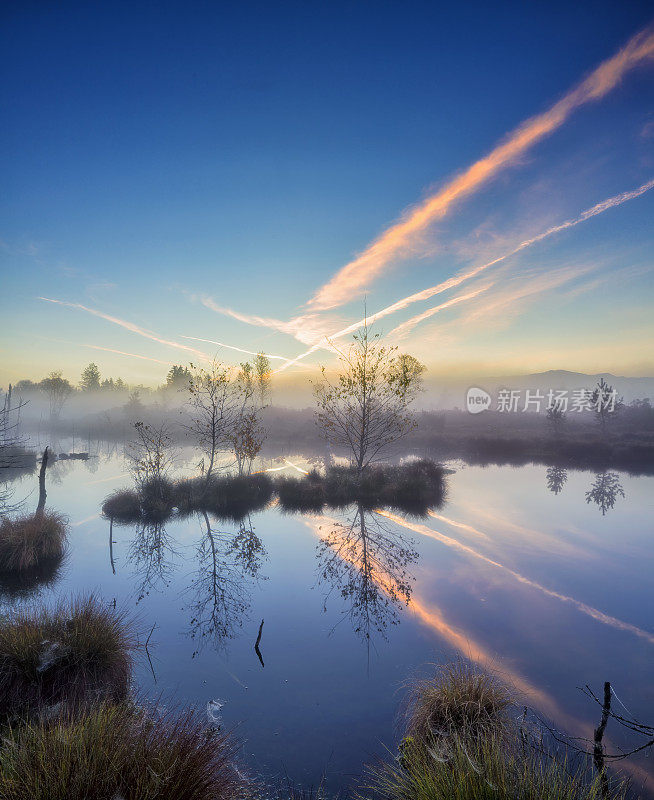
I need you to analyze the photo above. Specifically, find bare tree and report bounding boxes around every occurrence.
[229,362,267,475]
[185,360,241,479]
[253,352,272,406]
[40,371,73,420]
[127,422,175,490]
[314,322,425,474]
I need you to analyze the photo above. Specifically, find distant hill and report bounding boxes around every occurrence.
[421,370,654,410]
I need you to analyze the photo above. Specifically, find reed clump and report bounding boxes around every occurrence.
[0,595,136,720]
[0,701,252,800]
[0,511,67,572]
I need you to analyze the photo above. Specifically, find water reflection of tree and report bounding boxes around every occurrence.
[546,466,568,495]
[184,511,267,656]
[585,472,625,515]
[127,521,180,600]
[316,504,418,643]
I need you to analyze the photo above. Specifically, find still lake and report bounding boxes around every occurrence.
[3,438,654,794]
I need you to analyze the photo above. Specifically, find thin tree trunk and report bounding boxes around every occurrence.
[36,446,49,515]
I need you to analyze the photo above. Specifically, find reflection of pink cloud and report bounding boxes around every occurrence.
[307,29,654,311]
[378,509,654,645]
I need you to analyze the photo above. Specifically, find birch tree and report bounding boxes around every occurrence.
[314,323,425,473]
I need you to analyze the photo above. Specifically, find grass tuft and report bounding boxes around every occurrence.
[0,700,253,800]
[0,511,67,572]
[363,734,627,800]
[102,488,142,522]
[360,662,627,800]
[0,595,137,720]
[404,661,510,746]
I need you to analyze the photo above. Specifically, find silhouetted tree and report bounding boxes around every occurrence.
[546,465,567,495]
[588,378,623,433]
[127,422,175,491]
[166,364,192,390]
[585,472,625,515]
[314,322,425,473]
[79,362,101,392]
[546,401,566,437]
[40,371,73,419]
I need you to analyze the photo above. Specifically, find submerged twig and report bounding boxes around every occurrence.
[254,618,264,668]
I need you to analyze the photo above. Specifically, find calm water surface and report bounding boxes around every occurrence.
[3,440,654,794]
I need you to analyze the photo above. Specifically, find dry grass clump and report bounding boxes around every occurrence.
[404,662,511,745]
[0,595,137,720]
[0,511,67,572]
[0,701,253,800]
[363,735,627,800]
[360,662,627,800]
[102,488,142,522]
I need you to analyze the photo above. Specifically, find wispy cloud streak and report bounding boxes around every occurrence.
[78,343,174,365]
[39,297,210,361]
[307,28,654,310]
[389,179,654,338]
[274,177,654,370]
[181,335,291,361]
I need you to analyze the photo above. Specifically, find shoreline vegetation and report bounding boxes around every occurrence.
[102,459,448,523]
[0,606,634,800]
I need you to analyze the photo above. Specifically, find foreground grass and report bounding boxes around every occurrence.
[0,595,136,720]
[360,662,628,800]
[365,737,626,800]
[0,701,251,800]
[0,511,67,572]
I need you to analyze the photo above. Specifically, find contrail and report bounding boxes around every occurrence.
[307,26,654,310]
[78,343,175,365]
[389,178,654,338]
[39,297,210,361]
[378,509,654,646]
[181,335,291,361]
[274,177,654,372]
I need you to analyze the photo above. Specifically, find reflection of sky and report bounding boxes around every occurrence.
[4,450,654,793]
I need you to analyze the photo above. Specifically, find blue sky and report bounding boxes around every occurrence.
[1,1,653,387]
